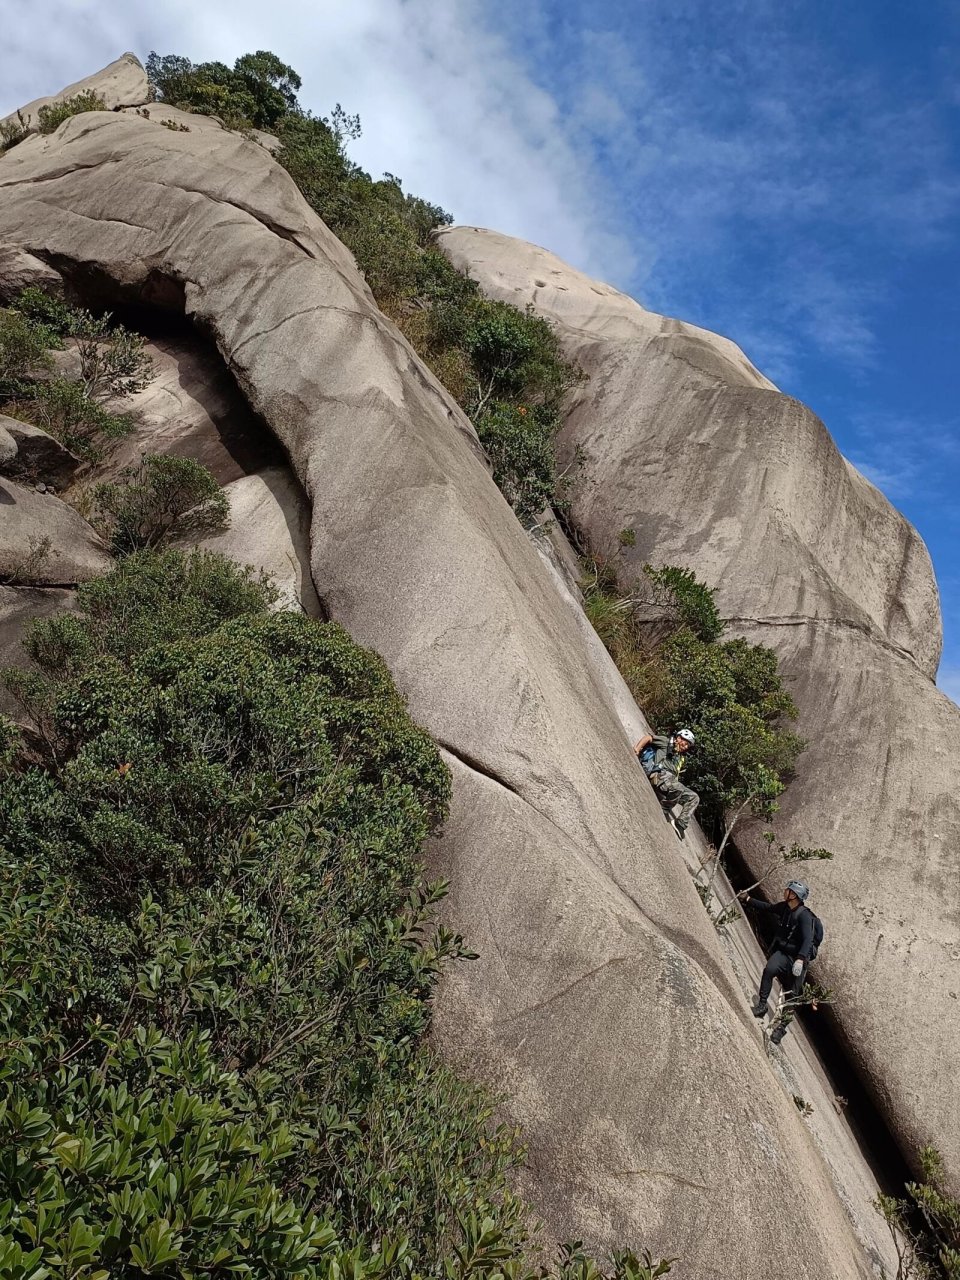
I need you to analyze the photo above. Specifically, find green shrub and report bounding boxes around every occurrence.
[70,308,155,401]
[146,50,301,129]
[37,89,106,134]
[92,454,230,554]
[1,294,156,457]
[17,547,277,674]
[12,287,75,337]
[0,111,28,151]
[0,549,671,1276]
[4,378,133,457]
[877,1146,960,1279]
[642,564,724,643]
[0,309,54,391]
[582,559,803,840]
[476,402,562,525]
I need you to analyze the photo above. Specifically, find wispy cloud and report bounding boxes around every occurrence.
[843,409,960,507]
[0,0,633,288]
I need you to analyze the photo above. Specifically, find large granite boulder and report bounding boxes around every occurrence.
[90,325,286,487]
[437,225,959,1191]
[0,477,110,584]
[0,414,81,486]
[191,468,321,616]
[0,85,881,1275]
[0,243,63,302]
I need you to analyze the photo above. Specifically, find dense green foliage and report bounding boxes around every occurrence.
[146,51,301,130]
[877,1147,960,1279]
[0,289,154,458]
[92,454,230,554]
[37,90,107,135]
[0,550,671,1278]
[146,50,579,526]
[583,552,803,839]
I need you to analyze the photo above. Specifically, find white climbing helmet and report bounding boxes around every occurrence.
[676,728,695,745]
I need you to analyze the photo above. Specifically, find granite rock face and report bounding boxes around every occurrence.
[0,243,63,302]
[192,468,321,616]
[0,414,81,486]
[0,477,110,584]
[437,224,959,1189]
[0,82,884,1275]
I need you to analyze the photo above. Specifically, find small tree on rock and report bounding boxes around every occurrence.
[92,454,230,555]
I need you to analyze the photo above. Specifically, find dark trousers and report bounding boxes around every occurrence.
[758,950,805,1005]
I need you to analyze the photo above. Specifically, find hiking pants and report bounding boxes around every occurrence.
[758,950,806,1006]
[653,774,699,828]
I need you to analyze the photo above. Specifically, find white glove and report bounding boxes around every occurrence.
[791,959,804,978]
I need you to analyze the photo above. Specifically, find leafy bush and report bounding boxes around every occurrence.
[0,549,671,1278]
[91,454,229,554]
[877,1146,960,1279]
[0,309,55,392]
[10,286,75,336]
[70,308,155,401]
[476,402,563,525]
[146,50,301,129]
[37,89,106,134]
[583,557,803,841]
[0,292,155,458]
[0,110,28,151]
[3,378,133,457]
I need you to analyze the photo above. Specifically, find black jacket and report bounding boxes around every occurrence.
[744,897,814,960]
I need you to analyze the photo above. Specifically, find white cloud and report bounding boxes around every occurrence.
[0,0,634,287]
[2,0,959,390]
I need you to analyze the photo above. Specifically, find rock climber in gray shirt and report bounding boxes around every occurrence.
[634,728,700,840]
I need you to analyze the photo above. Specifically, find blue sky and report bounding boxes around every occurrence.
[2,0,959,693]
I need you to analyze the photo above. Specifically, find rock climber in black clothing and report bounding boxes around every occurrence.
[740,880,814,1045]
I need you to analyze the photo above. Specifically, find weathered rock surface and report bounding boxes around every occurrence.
[0,414,81,485]
[92,325,285,487]
[1,53,148,140]
[0,243,63,302]
[0,423,16,467]
[0,477,110,584]
[0,75,884,1274]
[192,468,321,616]
[437,225,959,1190]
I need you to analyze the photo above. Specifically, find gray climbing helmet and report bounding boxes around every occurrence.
[786,880,810,902]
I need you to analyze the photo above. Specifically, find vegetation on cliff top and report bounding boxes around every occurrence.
[146,50,579,527]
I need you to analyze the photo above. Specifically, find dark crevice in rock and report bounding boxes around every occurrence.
[436,740,523,799]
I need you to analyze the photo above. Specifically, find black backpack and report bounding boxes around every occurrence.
[808,910,824,961]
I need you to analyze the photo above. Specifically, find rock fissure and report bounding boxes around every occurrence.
[493,954,633,1025]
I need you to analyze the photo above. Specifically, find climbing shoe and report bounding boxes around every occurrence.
[770,1025,787,1046]
[752,1001,768,1018]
